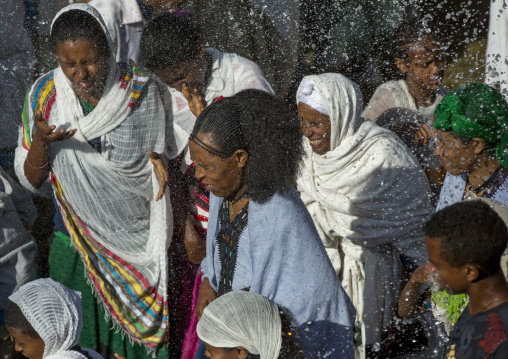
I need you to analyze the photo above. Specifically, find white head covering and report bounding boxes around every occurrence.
[297,77,330,116]
[197,291,282,359]
[9,278,85,359]
[51,3,116,58]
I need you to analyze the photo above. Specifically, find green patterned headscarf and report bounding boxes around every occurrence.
[434,83,508,167]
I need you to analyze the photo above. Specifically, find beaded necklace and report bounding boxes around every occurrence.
[216,199,249,296]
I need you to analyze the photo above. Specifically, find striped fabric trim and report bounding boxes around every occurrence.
[120,61,151,109]
[51,174,169,348]
[21,72,56,150]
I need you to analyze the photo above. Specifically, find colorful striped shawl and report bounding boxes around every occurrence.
[21,64,169,350]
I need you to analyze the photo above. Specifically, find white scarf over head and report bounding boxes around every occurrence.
[296,73,432,345]
[9,278,86,359]
[197,291,282,359]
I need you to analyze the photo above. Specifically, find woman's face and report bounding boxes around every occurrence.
[55,39,109,103]
[204,343,249,359]
[298,102,332,154]
[155,48,207,93]
[397,35,445,92]
[6,326,45,359]
[189,133,248,198]
[434,130,477,175]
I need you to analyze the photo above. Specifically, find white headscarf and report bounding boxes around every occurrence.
[297,77,329,116]
[197,291,282,359]
[9,279,86,359]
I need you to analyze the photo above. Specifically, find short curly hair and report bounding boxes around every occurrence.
[191,89,305,203]
[140,13,201,71]
[423,200,508,274]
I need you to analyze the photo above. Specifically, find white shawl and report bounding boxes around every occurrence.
[361,79,444,122]
[296,73,432,345]
[197,291,282,359]
[9,278,101,359]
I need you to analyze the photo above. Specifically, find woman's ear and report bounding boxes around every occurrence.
[235,149,249,169]
[236,347,249,359]
[471,138,487,155]
[395,57,409,74]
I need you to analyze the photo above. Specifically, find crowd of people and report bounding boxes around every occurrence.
[2,1,508,359]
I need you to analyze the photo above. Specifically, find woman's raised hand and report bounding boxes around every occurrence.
[414,124,434,146]
[24,112,77,188]
[33,111,77,144]
[182,83,207,118]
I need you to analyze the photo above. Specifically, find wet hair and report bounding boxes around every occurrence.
[190,89,305,203]
[223,306,306,359]
[392,17,440,60]
[140,13,201,71]
[423,200,508,274]
[4,301,40,339]
[50,10,109,56]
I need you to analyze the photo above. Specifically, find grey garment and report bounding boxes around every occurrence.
[181,0,298,100]
[0,1,36,149]
[376,108,440,169]
[0,167,37,310]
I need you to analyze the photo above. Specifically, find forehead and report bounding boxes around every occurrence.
[154,60,194,83]
[298,102,330,122]
[56,39,102,57]
[189,133,220,161]
[407,36,443,60]
[436,130,462,145]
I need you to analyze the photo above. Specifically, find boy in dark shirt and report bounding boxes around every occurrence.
[423,200,508,359]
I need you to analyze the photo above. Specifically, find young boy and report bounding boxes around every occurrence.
[424,200,508,358]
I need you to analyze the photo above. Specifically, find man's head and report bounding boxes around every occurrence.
[141,13,207,92]
[424,200,508,294]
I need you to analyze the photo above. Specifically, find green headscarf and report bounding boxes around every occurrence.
[434,83,508,167]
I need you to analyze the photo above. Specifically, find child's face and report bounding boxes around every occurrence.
[425,236,469,294]
[6,326,45,359]
[397,35,446,92]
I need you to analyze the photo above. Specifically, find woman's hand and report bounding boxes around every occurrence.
[114,354,126,359]
[196,278,217,319]
[414,124,434,146]
[24,112,77,188]
[410,262,435,285]
[148,151,169,201]
[183,84,207,118]
[32,111,77,145]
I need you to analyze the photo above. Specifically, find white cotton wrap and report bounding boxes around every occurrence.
[197,291,282,359]
[297,77,329,116]
[296,73,433,346]
[9,278,87,359]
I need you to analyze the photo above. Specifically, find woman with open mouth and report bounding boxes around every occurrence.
[14,4,186,359]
